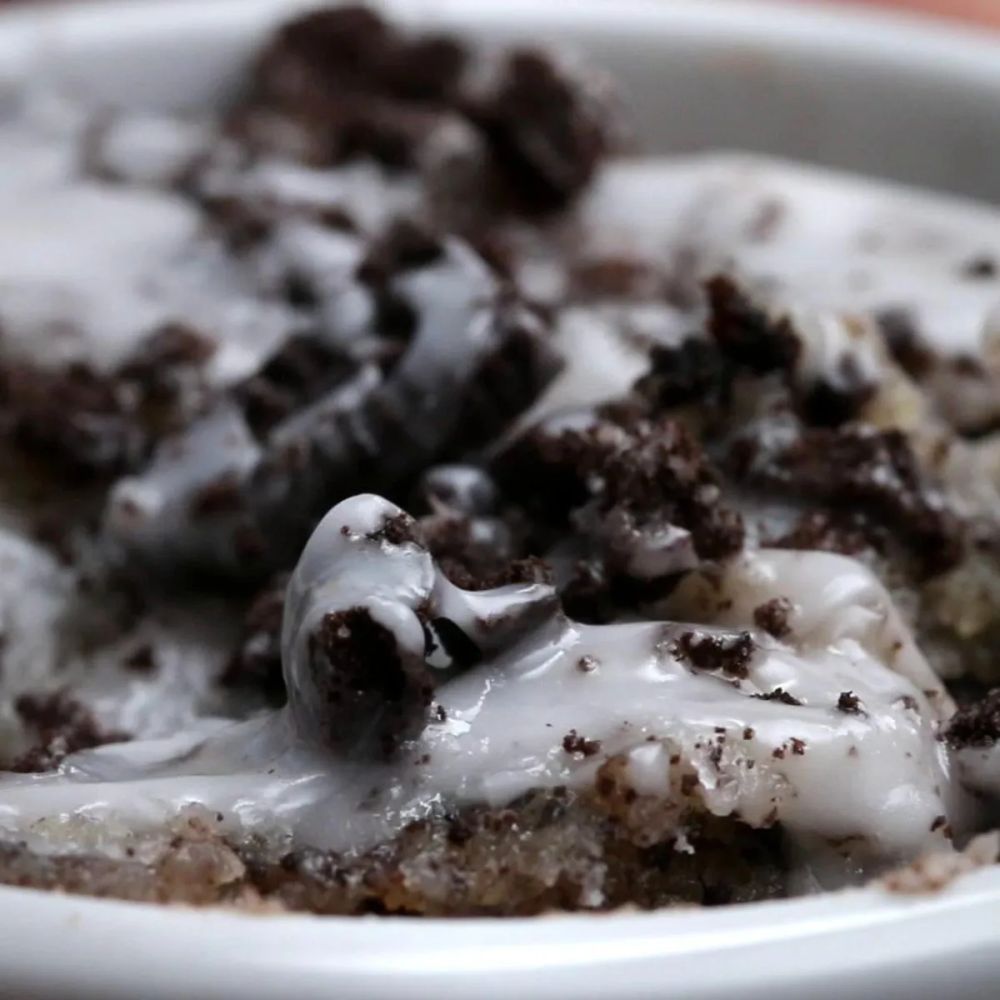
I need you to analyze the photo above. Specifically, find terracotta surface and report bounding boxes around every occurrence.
[831,0,1000,27]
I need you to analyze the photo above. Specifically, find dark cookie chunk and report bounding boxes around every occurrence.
[0,322,218,479]
[10,690,128,773]
[731,422,962,577]
[446,304,562,454]
[704,275,800,375]
[768,509,875,559]
[307,606,435,757]
[836,691,865,715]
[753,597,793,639]
[250,6,468,170]
[634,337,728,411]
[468,49,615,212]
[942,688,1000,749]
[222,574,290,701]
[0,360,145,477]
[368,511,421,546]
[237,336,357,437]
[562,730,601,757]
[497,409,744,562]
[674,630,755,680]
[358,220,445,285]
[798,354,876,428]
[751,687,802,707]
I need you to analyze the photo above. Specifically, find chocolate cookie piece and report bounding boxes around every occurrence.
[943,688,1000,749]
[10,691,128,774]
[730,421,962,578]
[282,495,559,758]
[467,49,616,212]
[497,406,744,567]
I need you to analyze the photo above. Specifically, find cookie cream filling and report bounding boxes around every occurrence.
[0,494,965,873]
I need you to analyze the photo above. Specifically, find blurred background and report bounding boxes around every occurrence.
[0,0,997,24]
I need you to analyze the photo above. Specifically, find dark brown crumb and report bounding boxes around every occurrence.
[222,573,289,701]
[237,336,357,437]
[942,688,1000,749]
[562,729,602,757]
[367,511,420,546]
[417,512,551,592]
[308,606,435,757]
[497,409,744,567]
[753,597,793,639]
[189,473,245,517]
[577,655,598,673]
[674,630,755,680]
[789,737,806,756]
[731,422,962,578]
[768,509,874,559]
[799,354,876,428]
[752,687,802,707]
[836,691,864,715]
[358,220,444,284]
[123,644,156,674]
[634,337,728,411]
[10,690,128,773]
[704,274,800,374]
[875,308,934,378]
[468,48,614,213]
[962,255,997,280]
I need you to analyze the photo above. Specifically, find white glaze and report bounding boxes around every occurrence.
[0,495,962,871]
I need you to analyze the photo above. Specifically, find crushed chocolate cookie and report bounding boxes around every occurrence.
[799,354,876,427]
[634,337,728,411]
[11,691,128,773]
[0,361,144,477]
[237,336,357,437]
[837,691,864,715]
[358,220,444,284]
[468,49,614,212]
[942,688,1000,748]
[752,688,802,707]
[753,597,793,639]
[732,422,962,577]
[674,630,755,680]
[222,574,289,700]
[368,511,420,546]
[704,274,800,374]
[189,473,246,517]
[308,606,435,757]
[497,409,744,569]
[769,509,874,558]
[562,729,601,757]
[123,644,156,674]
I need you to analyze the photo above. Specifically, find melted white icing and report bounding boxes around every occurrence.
[584,155,1000,360]
[0,496,963,869]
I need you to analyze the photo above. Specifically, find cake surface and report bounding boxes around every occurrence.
[0,4,999,916]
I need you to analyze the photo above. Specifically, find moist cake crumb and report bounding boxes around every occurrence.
[674,630,755,679]
[753,597,793,638]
